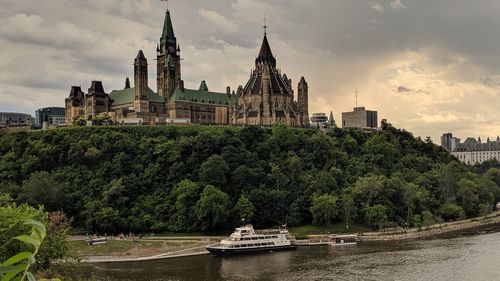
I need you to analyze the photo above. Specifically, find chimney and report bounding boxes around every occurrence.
[226,86,231,95]
[179,80,184,91]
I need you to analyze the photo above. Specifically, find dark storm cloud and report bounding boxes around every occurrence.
[0,0,499,140]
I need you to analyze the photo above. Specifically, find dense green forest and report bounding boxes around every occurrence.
[1,123,500,233]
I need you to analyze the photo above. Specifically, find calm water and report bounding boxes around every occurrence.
[75,227,500,281]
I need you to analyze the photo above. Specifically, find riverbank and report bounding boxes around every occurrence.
[72,211,500,263]
[70,238,219,263]
[359,211,500,242]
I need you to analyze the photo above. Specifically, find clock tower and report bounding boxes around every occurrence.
[157,9,181,101]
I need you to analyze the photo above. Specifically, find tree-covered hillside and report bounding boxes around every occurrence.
[1,124,499,233]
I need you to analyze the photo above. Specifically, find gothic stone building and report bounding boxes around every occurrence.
[231,33,309,127]
[65,9,309,127]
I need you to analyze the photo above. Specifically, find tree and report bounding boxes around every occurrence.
[364,205,388,231]
[439,203,464,221]
[0,195,70,274]
[232,195,255,224]
[37,211,72,270]
[269,164,289,190]
[17,172,65,212]
[350,176,385,206]
[309,194,339,226]
[169,180,200,232]
[199,155,229,189]
[341,194,356,231]
[93,112,113,126]
[403,183,429,228]
[72,115,87,126]
[195,185,230,231]
[94,207,121,233]
[421,210,436,227]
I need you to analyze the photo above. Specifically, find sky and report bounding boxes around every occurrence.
[0,0,499,141]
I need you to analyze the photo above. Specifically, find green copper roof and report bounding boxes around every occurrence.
[171,86,236,106]
[329,111,336,128]
[161,10,175,40]
[110,87,164,105]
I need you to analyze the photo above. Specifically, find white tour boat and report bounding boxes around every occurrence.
[206,224,296,256]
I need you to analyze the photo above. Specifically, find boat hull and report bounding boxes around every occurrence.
[206,245,297,256]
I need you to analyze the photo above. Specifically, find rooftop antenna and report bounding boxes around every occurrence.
[161,0,169,10]
[263,15,268,36]
[355,89,358,107]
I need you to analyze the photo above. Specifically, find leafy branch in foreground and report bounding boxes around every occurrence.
[0,219,51,281]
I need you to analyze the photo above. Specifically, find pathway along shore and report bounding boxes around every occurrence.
[359,211,500,242]
[78,211,500,263]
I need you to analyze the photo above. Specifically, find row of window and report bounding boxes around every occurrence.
[224,242,275,248]
[240,235,278,241]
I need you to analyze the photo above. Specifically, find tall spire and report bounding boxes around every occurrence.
[263,15,268,36]
[256,34,276,66]
[136,50,146,60]
[161,10,175,40]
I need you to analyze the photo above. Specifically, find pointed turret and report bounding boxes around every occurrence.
[161,10,175,41]
[125,77,131,89]
[329,111,336,129]
[136,50,146,60]
[199,80,209,91]
[256,34,276,67]
[134,50,149,113]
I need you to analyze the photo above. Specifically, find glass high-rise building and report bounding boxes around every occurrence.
[35,107,66,128]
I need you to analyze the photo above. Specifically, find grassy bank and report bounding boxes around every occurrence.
[70,239,207,258]
[290,223,371,239]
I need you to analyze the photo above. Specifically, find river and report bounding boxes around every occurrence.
[73,227,500,281]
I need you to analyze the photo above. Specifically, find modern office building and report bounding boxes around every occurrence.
[310,113,328,129]
[342,107,378,129]
[440,133,460,152]
[35,107,66,128]
[0,112,34,128]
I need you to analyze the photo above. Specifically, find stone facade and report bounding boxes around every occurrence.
[450,137,500,164]
[232,33,309,127]
[65,9,310,127]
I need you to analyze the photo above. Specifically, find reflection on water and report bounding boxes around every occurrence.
[75,226,500,281]
[219,251,293,280]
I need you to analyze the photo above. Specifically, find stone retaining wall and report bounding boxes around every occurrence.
[359,212,500,242]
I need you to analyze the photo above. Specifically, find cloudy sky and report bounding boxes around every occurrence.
[1,0,499,141]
